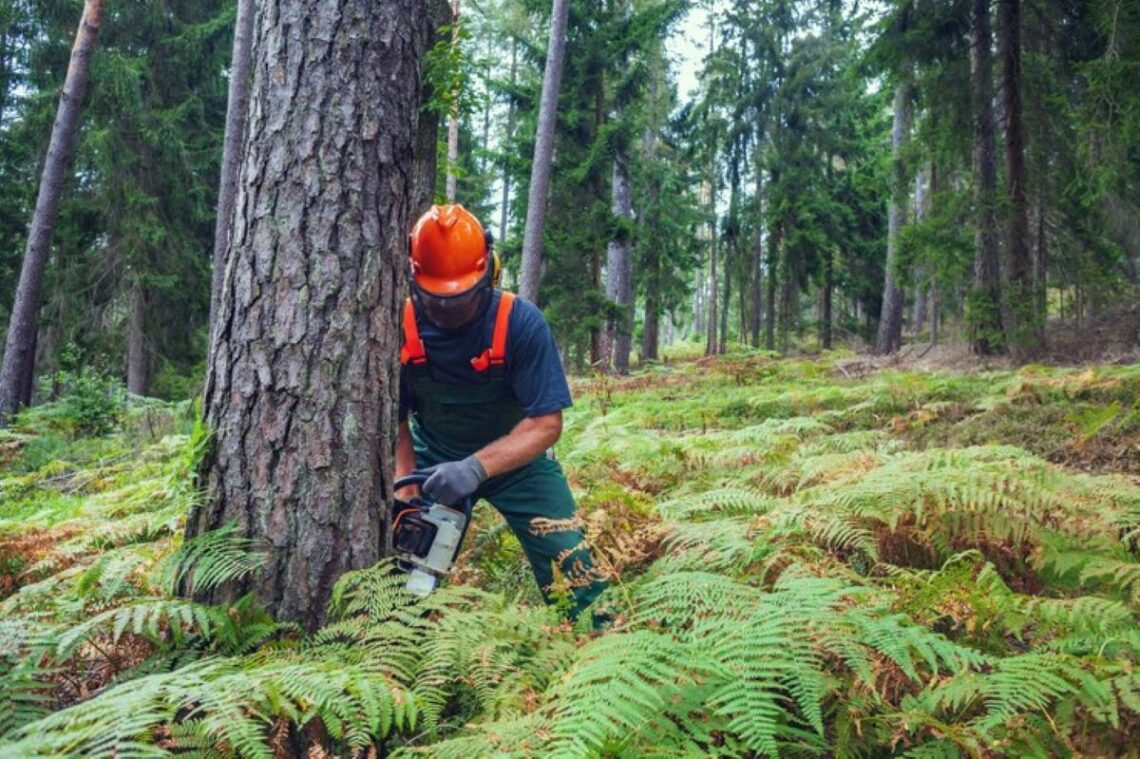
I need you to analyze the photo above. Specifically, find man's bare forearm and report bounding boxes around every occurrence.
[474,411,562,478]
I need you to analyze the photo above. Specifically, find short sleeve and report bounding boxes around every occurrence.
[505,298,572,417]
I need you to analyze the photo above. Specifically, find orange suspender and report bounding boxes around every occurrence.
[470,291,515,372]
[399,298,427,365]
[399,292,515,372]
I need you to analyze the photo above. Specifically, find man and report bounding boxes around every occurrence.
[395,204,608,622]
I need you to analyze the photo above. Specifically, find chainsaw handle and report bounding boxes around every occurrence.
[393,471,476,514]
[394,472,431,491]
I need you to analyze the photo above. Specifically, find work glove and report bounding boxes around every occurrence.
[422,455,487,505]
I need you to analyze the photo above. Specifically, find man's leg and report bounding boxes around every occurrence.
[481,457,609,620]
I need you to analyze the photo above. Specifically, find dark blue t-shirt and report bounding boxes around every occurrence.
[399,290,572,421]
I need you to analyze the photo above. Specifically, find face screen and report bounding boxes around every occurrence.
[413,279,490,330]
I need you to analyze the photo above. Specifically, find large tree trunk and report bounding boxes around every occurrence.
[604,157,633,374]
[874,75,912,356]
[127,283,147,396]
[999,0,1037,362]
[188,0,433,631]
[969,0,1003,355]
[518,0,570,303]
[0,0,103,425]
[207,0,255,350]
[445,0,460,203]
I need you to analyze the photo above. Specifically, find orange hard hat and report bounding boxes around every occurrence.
[409,204,489,295]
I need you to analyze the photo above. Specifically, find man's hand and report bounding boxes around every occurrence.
[422,455,487,505]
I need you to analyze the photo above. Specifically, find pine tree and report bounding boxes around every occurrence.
[187,0,436,629]
[518,0,570,302]
[0,0,103,423]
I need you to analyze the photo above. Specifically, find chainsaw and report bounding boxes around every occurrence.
[391,472,476,596]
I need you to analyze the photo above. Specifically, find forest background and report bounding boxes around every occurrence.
[0,0,1136,399]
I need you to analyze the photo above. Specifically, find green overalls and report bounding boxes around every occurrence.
[402,294,608,620]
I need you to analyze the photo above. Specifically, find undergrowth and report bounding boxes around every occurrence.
[1,356,1137,757]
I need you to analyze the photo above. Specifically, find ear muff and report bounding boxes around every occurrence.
[483,229,502,288]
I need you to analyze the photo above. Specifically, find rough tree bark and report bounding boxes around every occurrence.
[970,0,1003,355]
[0,0,103,425]
[518,0,570,303]
[873,75,912,356]
[999,0,1038,362]
[187,0,434,630]
[207,0,255,348]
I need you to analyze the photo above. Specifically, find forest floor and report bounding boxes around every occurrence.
[0,352,1138,757]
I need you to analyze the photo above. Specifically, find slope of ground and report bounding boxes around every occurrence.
[0,355,1137,757]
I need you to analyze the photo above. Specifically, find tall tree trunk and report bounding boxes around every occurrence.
[445,0,460,203]
[208,0,255,351]
[999,0,1037,362]
[969,0,1003,355]
[498,38,517,245]
[693,268,704,336]
[640,100,661,363]
[412,2,449,215]
[519,0,570,303]
[188,0,433,630]
[642,252,660,362]
[1034,190,1046,329]
[928,285,939,349]
[874,75,912,355]
[0,28,8,124]
[719,180,735,355]
[821,248,833,351]
[702,177,720,357]
[778,242,792,355]
[605,157,633,373]
[820,156,833,351]
[0,0,103,425]
[127,283,147,396]
[749,152,763,348]
[480,35,492,174]
[764,219,780,351]
[912,165,930,335]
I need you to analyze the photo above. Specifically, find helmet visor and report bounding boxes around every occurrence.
[413,278,490,331]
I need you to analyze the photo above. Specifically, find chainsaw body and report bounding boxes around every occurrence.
[391,473,475,596]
